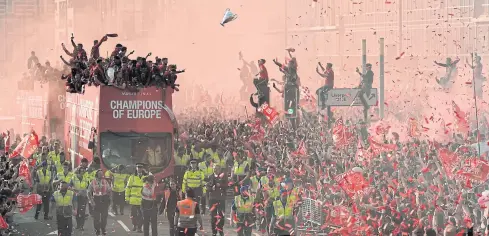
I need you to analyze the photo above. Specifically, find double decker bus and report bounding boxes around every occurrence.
[65,86,177,180]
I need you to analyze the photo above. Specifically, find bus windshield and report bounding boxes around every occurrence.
[100,132,172,173]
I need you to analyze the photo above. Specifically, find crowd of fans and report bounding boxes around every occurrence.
[177,107,485,235]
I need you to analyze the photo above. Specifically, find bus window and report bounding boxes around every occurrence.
[100,132,172,173]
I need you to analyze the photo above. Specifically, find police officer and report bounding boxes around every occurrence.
[160,178,180,236]
[270,189,296,236]
[174,146,190,188]
[174,189,203,236]
[88,169,112,235]
[71,167,89,230]
[126,163,147,232]
[141,175,158,236]
[182,159,205,211]
[198,155,213,214]
[48,142,63,173]
[53,162,73,188]
[232,186,256,236]
[53,181,74,236]
[34,161,53,220]
[106,165,128,215]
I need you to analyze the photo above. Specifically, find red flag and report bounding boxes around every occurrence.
[452,101,469,134]
[299,86,317,112]
[16,194,42,214]
[334,170,369,197]
[367,136,397,157]
[332,118,354,148]
[407,118,420,137]
[18,160,32,187]
[438,148,460,178]
[259,103,279,125]
[0,216,7,229]
[456,158,489,183]
[325,205,350,227]
[9,131,39,159]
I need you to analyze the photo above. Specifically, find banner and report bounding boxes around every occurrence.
[324,205,350,227]
[18,160,32,187]
[334,170,369,197]
[456,158,489,183]
[16,194,42,214]
[438,148,460,178]
[332,118,354,149]
[259,103,279,125]
[9,131,39,159]
[408,117,420,137]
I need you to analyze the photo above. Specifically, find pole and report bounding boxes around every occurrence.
[379,38,385,119]
[284,0,288,51]
[398,0,402,54]
[471,52,482,157]
[362,39,366,75]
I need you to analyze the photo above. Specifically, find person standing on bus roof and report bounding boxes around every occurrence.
[88,169,111,235]
[105,165,128,215]
[126,163,148,232]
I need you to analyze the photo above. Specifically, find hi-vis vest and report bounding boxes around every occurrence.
[191,147,204,161]
[48,151,61,172]
[125,175,145,205]
[182,170,205,193]
[57,172,73,183]
[233,161,248,176]
[175,152,190,166]
[273,199,293,219]
[107,172,128,192]
[53,190,74,217]
[72,175,89,190]
[37,169,52,185]
[234,196,255,214]
[176,199,198,228]
[198,162,213,178]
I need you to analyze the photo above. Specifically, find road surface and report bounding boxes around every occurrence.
[9,204,264,236]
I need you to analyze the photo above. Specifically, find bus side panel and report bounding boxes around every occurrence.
[47,80,68,142]
[16,85,49,136]
[64,86,100,166]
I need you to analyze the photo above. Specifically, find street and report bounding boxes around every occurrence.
[9,204,263,236]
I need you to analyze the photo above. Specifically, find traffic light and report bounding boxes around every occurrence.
[474,0,485,18]
[284,85,298,119]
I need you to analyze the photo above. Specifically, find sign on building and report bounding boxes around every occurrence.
[324,88,378,106]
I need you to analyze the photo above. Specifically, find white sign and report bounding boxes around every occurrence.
[324,88,378,106]
[110,100,164,119]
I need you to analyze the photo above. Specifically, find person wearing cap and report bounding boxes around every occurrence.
[141,175,158,236]
[160,178,181,236]
[355,63,374,121]
[125,163,147,232]
[53,181,75,236]
[105,165,128,215]
[207,163,228,236]
[270,189,296,236]
[47,142,62,173]
[174,188,203,236]
[231,152,251,195]
[182,159,205,212]
[71,166,89,230]
[88,169,111,235]
[231,185,257,236]
[34,159,53,220]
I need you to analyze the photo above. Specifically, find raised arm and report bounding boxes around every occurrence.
[316,67,326,77]
[318,62,325,71]
[434,61,448,67]
[59,56,71,66]
[71,36,77,48]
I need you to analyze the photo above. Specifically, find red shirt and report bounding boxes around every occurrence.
[259,64,269,80]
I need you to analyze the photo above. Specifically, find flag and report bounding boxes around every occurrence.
[332,118,354,149]
[407,118,420,137]
[16,194,42,214]
[334,170,369,197]
[259,103,279,125]
[0,216,7,229]
[325,205,350,227]
[452,101,469,134]
[367,136,397,157]
[299,86,317,112]
[9,131,39,159]
[456,158,489,183]
[18,160,32,187]
[438,148,460,178]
